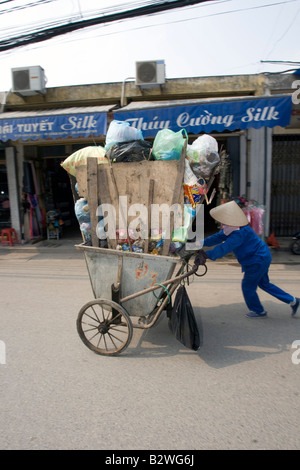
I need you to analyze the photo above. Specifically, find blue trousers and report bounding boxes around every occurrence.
[241,255,294,313]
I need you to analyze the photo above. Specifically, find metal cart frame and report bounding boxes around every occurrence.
[76,244,206,356]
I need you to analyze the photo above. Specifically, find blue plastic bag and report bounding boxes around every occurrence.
[105,120,143,151]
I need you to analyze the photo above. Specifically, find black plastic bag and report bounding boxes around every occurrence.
[109,140,153,162]
[168,285,201,351]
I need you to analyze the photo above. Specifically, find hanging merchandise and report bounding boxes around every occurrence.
[105,120,144,151]
[61,146,108,176]
[245,203,265,236]
[152,128,187,161]
[28,194,40,238]
[23,161,35,194]
[218,149,233,204]
[22,161,46,239]
[234,196,265,235]
[186,134,220,178]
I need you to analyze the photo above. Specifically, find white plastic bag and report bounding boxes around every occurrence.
[186,134,220,178]
[184,159,198,186]
[105,120,143,150]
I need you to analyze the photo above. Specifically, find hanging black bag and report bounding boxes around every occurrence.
[168,285,201,351]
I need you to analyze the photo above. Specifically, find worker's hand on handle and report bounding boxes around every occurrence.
[194,249,208,268]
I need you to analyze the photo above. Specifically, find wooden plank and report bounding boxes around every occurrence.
[162,141,187,255]
[77,161,184,206]
[87,158,99,247]
[109,161,131,251]
[144,178,154,253]
[76,154,186,254]
[97,161,117,250]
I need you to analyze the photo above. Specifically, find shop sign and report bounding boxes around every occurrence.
[114,96,292,136]
[0,112,107,142]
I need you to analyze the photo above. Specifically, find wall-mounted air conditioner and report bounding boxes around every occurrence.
[11,66,46,96]
[135,60,165,87]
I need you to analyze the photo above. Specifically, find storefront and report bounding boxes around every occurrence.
[0,94,294,242]
[0,145,10,229]
[0,105,115,241]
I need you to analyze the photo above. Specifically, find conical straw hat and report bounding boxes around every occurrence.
[209,201,248,227]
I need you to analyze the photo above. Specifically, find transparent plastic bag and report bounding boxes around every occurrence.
[75,198,92,242]
[187,134,220,178]
[74,198,90,224]
[152,128,187,161]
[184,158,198,186]
[105,120,143,151]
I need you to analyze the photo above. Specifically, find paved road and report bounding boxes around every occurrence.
[0,246,299,450]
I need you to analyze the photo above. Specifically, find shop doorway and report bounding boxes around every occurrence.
[23,144,79,240]
[0,151,10,229]
[42,157,77,236]
[270,135,300,236]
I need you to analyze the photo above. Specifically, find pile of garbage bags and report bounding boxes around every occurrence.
[61,120,220,253]
[61,119,220,174]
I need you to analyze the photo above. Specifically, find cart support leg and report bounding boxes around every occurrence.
[111,283,121,324]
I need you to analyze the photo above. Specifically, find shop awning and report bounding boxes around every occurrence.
[113,95,292,137]
[0,105,116,142]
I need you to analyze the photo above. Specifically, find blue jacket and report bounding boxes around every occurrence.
[203,225,271,269]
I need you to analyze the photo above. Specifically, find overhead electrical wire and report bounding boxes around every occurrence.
[0,0,299,53]
[0,0,231,40]
[0,0,218,51]
[0,0,54,15]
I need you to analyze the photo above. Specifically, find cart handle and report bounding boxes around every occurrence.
[120,263,206,304]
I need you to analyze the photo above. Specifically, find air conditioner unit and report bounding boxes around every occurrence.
[11,66,46,96]
[135,60,165,87]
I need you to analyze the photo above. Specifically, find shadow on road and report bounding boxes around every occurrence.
[122,303,299,369]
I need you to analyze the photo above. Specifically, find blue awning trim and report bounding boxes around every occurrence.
[0,108,110,142]
[113,96,292,137]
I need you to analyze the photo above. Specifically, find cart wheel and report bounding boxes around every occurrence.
[77,299,133,356]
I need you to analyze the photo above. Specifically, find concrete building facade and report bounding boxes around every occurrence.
[0,71,299,242]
